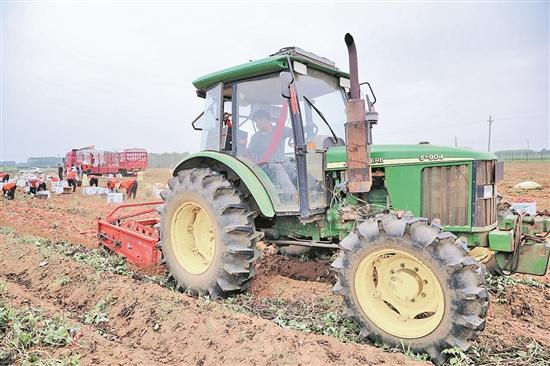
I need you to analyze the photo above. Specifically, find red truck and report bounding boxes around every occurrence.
[65,147,147,176]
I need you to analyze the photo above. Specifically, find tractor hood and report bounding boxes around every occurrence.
[326,144,497,170]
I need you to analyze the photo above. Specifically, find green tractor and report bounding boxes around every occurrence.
[159,34,549,362]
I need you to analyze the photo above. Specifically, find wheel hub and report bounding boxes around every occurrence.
[355,248,445,338]
[171,201,216,275]
[388,268,423,301]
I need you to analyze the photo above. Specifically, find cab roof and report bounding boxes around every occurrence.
[192,48,350,92]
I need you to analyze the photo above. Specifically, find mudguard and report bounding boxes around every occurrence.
[173,151,276,217]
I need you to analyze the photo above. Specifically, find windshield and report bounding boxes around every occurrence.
[295,69,347,147]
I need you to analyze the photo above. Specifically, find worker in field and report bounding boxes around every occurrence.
[106,178,120,192]
[119,178,138,199]
[67,170,78,192]
[57,164,63,180]
[2,182,16,200]
[89,176,99,187]
[28,178,46,194]
[0,172,9,182]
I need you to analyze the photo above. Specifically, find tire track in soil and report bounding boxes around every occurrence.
[0,232,427,366]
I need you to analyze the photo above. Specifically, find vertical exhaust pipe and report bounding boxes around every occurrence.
[344,33,372,193]
[345,33,360,100]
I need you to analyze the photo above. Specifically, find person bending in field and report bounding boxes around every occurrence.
[67,170,78,192]
[28,179,46,194]
[119,178,138,199]
[106,178,120,192]
[0,172,9,183]
[2,182,16,200]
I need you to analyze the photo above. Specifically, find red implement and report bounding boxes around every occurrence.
[97,201,163,267]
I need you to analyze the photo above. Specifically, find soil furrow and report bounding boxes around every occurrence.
[0,231,426,366]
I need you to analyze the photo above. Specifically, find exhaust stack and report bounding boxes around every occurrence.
[344,33,372,193]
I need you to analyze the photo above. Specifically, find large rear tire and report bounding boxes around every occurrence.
[332,214,489,364]
[159,168,258,298]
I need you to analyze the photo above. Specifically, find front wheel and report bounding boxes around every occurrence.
[332,214,489,364]
[159,168,258,298]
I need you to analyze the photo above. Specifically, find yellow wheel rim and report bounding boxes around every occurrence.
[171,201,216,275]
[354,248,445,339]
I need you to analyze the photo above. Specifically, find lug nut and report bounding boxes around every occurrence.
[400,263,405,268]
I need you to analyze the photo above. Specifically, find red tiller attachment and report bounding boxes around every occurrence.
[97,201,163,267]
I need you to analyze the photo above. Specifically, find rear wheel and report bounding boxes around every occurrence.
[332,214,488,364]
[159,168,258,297]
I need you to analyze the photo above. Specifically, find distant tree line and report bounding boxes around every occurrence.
[0,157,63,170]
[495,149,550,161]
[147,152,190,168]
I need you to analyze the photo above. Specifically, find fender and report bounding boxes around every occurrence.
[173,151,276,217]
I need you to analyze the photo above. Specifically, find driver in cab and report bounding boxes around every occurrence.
[247,109,297,198]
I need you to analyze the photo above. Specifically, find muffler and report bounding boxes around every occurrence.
[344,33,372,193]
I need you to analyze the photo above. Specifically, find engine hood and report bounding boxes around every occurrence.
[326,144,497,170]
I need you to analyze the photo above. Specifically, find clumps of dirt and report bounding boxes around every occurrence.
[256,247,334,283]
[510,299,535,319]
[0,195,109,247]
[475,274,550,363]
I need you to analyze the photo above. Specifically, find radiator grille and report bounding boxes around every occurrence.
[422,165,469,226]
[474,161,497,227]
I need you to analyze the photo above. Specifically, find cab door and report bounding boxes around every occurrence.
[197,83,223,151]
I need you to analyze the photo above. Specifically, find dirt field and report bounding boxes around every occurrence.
[498,161,550,211]
[1,163,549,365]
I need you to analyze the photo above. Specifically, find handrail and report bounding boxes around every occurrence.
[106,200,163,223]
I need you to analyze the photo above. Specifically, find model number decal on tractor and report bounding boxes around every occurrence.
[419,154,444,161]
[371,157,384,164]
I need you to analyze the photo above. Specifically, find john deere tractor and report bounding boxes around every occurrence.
[159,34,550,362]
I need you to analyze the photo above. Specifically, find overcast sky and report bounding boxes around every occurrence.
[1,1,548,162]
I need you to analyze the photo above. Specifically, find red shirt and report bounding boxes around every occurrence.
[68,171,77,180]
[119,179,136,190]
[2,182,16,191]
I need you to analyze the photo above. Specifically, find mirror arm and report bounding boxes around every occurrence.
[191,111,205,131]
[360,81,377,105]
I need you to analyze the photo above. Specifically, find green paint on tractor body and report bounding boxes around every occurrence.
[325,144,497,167]
[173,151,276,217]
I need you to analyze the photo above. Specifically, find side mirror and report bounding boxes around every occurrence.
[279,71,293,99]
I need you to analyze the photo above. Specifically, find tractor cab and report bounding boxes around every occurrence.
[192,47,356,217]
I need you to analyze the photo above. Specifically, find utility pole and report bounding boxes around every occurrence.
[487,115,494,152]
[526,140,530,160]
[454,136,458,147]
